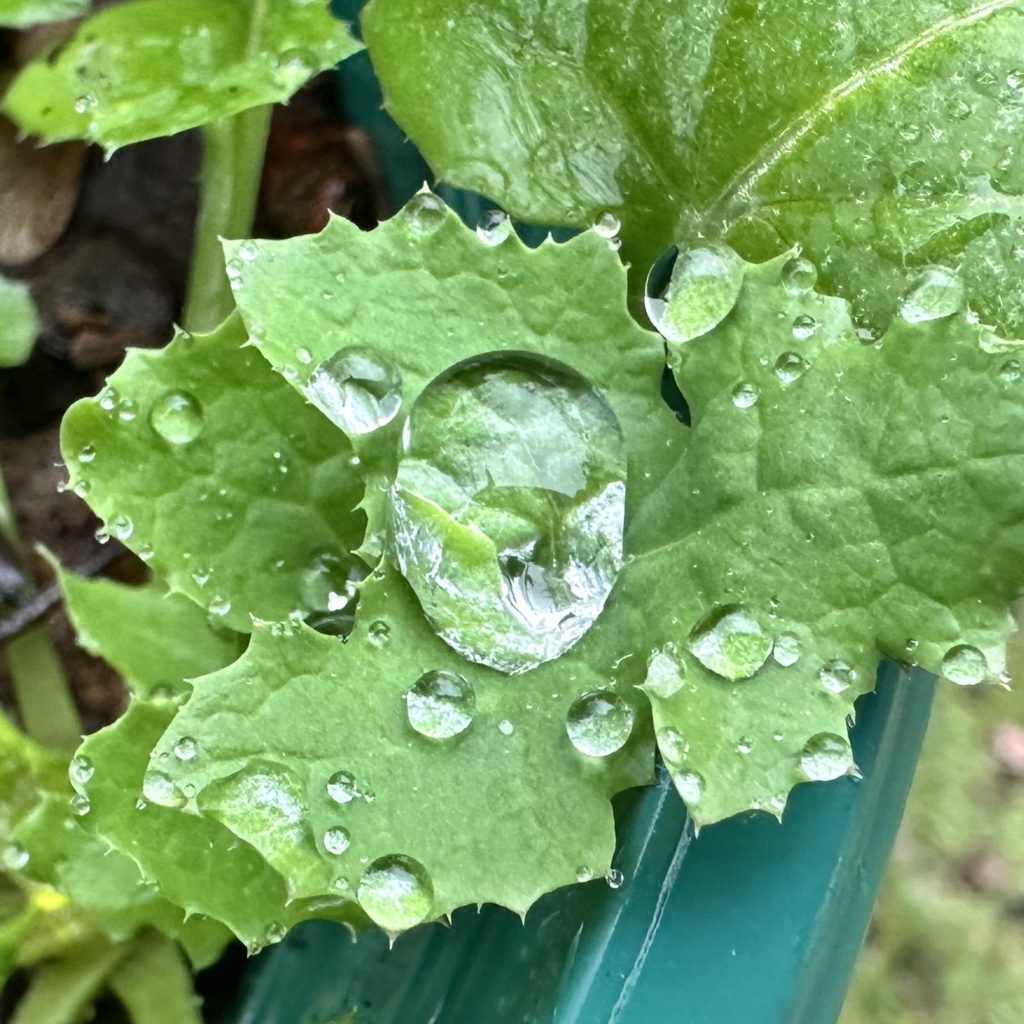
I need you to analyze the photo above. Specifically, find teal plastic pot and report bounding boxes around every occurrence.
[224,13,937,1019]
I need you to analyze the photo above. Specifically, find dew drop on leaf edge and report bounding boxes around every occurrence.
[941,644,987,686]
[565,689,635,757]
[799,733,852,781]
[687,605,773,682]
[357,854,434,932]
[69,755,94,786]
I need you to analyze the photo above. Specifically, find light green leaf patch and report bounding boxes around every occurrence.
[3,0,361,149]
[0,275,39,368]
[623,251,1024,824]
[58,570,246,700]
[0,0,86,28]
[60,316,365,632]
[363,0,1024,336]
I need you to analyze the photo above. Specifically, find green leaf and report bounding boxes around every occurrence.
[107,931,202,1024]
[626,251,1024,824]
[362,0,1024,335]
[0,713,66,839]
[60,316,365,632]
[0,275,39,368]
[57,569,245,700]
[3,0,361,150]
[0,0,87,28]
[68,698,305,950]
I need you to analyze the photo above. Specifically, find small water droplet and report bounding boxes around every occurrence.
[173,737,198,762]
[605,868,625,889]
[237,240,259,263]
[192,567,212,587]
[296,346,313,365]
[69,755,94,785]
[327,771,359,805]
[149,390,203,445]
[74,92,97,113]
[565,689,635,757]
[688,605,772,681]
[774,352,809,384]
[799,733,852,781]
[142,770,186,809]
[941,644,987,686]
[498,719,514,736]
[575,865,594,882]
[303,346,402,435]
[781,256,817,294]
[69,793,91,816]
[208,596,231,618]
[644,646,685,699]
[592,212,620,238]
[404,191,447,233]
[946,96,972,120]
[110,515,133,541]
[1007,67,1024,92]
[264,921,288,945]
[772,633,802,667]
[301,552,362,614]
[78,444,96,464]
[358,854,434,931]
[406,670,475,740]
[791,314,817,341]
[898,266,965,323]
[731,382,759,408]
[673,769,704,806]
[323,826,351,856]
[3,844,29,870]
[476,209,512,246]
[999,359,1022,384]
[819,659,857,694]
[645,243,744,344]
[657,727,689,765]
[368,620,390,644]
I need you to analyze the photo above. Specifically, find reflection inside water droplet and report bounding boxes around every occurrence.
[149,390,204,445]
[358,854,434,931]
[405,670,475,740]
[941,644,987,686]
[565,689,635,757]
[799,733,852,781]
[389,354,626,674]
[303,346,402,435]
[898,266,965,323]
[688,606,772,681]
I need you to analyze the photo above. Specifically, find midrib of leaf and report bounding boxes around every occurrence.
[702,0,1021,229]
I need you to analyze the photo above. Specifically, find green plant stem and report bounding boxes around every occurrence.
[182,104,272,332]
[5,626,81,756]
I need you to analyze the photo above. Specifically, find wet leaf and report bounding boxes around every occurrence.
[3,0,360,149]
[59,316,365,632]
[363,0,1024,335]
[0,274,39,368]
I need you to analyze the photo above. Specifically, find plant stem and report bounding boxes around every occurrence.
[182,103,272,333]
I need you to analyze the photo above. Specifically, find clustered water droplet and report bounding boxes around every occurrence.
[565,689,635,757]
[142,770,186,809]
[357,854,434,931]
[687,605,773,681]
[69,755,94,786]
[405,670,476,740]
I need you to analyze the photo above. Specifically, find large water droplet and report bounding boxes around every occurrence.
[898,267,965,323]
[69,755,94,786]
[326,771,360,805]
[390,355,626,674]
[687,606,772,681]
[772,633,802,667]
[476,210,511,246]
[645,244,744,344]
[358,854,434,931]
[731,382,759,408]
[149,390,203,444]
[565,690,635,757]
[791,314,817,341]
[799,733,852,781]
[303,346,401,435]
[593,212,621,238]
[173,737,198,762]
[405,670,475,740]
[941,644,987,685]
[775,352,809,384]
[300,552,362,614]
[781,256,818,294]
[142,770,186,809]
[323,826,351,856]
[404,191,447,233]
[69,793,91,816]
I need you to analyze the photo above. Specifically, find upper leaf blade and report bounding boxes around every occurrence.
[3,0,361,149]
[363,0,1024,334]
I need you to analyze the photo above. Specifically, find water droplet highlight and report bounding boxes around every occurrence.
[774,352,809,384]
[173,737,198,762]
[323,826,351,856]
[593,212,620,238]
[819,659,857,694]
[772,633,802,667]
[326,771,359,805]
[142,770,186,809]
[731,382,759,408]
[476,209,511,246]
[565,690,635,757]
[781,256,817,294]
[898,266,965,323]
[69,755,94,785]
[799,733,852,781]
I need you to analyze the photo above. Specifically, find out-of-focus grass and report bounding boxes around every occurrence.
[842,630,1024,1024]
